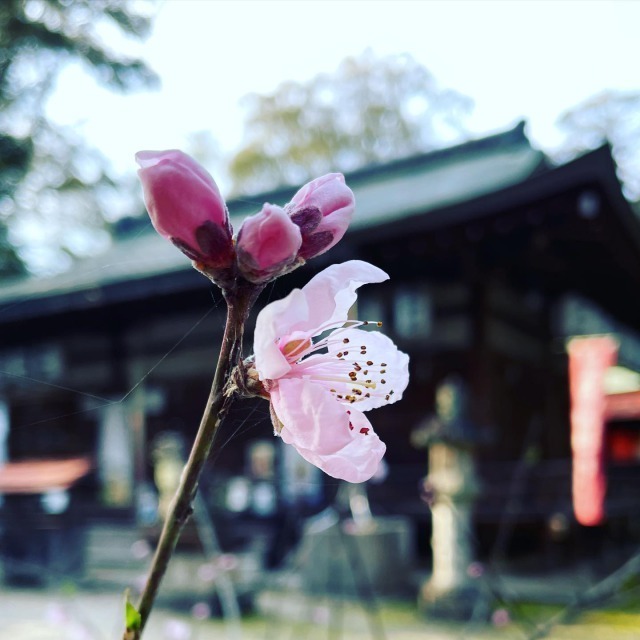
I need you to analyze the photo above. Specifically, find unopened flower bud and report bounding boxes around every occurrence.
[286,173,355,260]
[236,204,302,283]
[135,150,234,270]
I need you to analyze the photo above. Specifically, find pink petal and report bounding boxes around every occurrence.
[254,289,311,380]
[135,149,232,267]
[272,379,386,483]
[272,379,352,455]
[236,204,302,282]
[288,173,355,260]
[301,261,388,330]
[136,150,221,194]
[253,261,388,380]
[306,206,352,257]
[316,410,386,483]
[289,173,354,220]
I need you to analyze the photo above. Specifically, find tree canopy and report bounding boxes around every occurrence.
[229,50,473,196]
[556,90,640,202]
[0,0,158,276]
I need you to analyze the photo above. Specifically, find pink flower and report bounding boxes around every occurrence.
[491,608,511,627]
[135,150,234,269]
[286,173,355,260]
[236,203,302,283]
[252,261,409,482]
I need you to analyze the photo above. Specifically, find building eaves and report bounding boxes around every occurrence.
[0,122,542,321]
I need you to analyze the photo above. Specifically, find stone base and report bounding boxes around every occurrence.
[299,516,413,595]
[419,581,490,621]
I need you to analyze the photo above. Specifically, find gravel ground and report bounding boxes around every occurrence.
[1,585,639,640]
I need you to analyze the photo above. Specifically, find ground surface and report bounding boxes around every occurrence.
[1,586,639,640]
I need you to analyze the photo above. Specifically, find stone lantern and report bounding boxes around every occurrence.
[412,375,487,619]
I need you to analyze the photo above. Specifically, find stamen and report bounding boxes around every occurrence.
[276,316,395,407]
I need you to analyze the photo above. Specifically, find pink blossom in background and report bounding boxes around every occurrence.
[236,203,302,283]
[191,602,211,620]
[163,619,192,640]
[136,150,234,269]
[491,608,511,627]
[252,260,410,482]
[285,173,355,260]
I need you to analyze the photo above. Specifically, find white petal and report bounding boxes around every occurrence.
[295,328,410,412]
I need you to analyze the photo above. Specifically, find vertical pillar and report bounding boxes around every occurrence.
[127,360,153,525]
[421,442,482,618]
[128,385,147,501]
[427,444,474,593]
[0,399,8,508]
[416,375,488,619]
[0,399,9,466]
[97,401,134,507]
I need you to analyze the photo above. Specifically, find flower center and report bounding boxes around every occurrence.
[278,320,396,406]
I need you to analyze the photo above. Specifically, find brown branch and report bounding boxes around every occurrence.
[528,547,640,639]
[123,281,263,639]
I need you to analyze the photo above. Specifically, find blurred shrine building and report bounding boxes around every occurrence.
[1,122,640,576]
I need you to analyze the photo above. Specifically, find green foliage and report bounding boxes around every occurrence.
[124,592,142,631]
[229,50,473,195]
[0,0,158,277]
[557,90,640,202]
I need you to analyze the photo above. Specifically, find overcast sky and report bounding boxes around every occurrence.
[46,0,640,193]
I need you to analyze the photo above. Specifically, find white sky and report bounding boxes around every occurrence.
[46,0,640,194]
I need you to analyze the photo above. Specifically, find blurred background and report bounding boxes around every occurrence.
[1,1,640,639]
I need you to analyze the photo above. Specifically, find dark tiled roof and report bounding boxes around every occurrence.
[0,123,546,318]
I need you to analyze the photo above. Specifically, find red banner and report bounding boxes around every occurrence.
[567,336,618,526]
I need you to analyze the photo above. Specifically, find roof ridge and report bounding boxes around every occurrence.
[226,121,533,209]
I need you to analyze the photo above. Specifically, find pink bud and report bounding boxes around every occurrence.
[236,204,302,283]
[286,173,355,260]
[135,150,234,269]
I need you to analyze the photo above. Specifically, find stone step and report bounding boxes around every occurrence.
[84,524,149,569]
